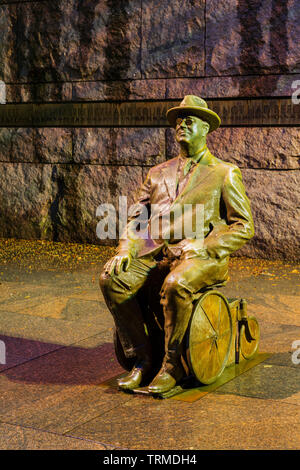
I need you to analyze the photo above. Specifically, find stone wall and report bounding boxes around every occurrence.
[0,0,299,260]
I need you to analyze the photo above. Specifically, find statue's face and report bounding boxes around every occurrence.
[175,115,209,146]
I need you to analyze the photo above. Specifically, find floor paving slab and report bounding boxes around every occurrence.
[0,385,132,435]
[0,312,110,359]
[0,238,299,450]
[215,362,300,402]
[0,422,114,450]
[64,392,300,450]
[0,331,126,429]
[0,333,65,373]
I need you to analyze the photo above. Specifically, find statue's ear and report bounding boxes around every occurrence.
[203,121,210,135]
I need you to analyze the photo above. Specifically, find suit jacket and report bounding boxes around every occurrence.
[117,148,254,260]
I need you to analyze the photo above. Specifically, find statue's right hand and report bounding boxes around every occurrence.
[103,252,132,276]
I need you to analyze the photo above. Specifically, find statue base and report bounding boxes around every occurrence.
[101,352,271,402]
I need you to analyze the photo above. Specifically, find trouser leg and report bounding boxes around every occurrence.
[99,256,157,360]
[159,256,229,377]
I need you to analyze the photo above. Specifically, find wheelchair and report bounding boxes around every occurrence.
[113,281,260,388]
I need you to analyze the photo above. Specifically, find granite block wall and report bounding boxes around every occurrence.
[0,0,299,260]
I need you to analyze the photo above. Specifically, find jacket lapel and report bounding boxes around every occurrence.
[174,150,215,202]
[161,151,216,203]
[162,157,180,202]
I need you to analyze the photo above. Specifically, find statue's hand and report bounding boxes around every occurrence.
[104,252,132,276]
[181,241,209,260]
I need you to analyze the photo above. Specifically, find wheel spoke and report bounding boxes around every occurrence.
[209,341,222,376]
[193,338,215,367]
[215,340,222,366]
[188,292,233,384]
[191,335,215,348]
[219,300,230,332]
[209,338,216,354]
[201,295,220,331]
[217,328,232,340]
[217,297,222,334]
[201,306,217,335]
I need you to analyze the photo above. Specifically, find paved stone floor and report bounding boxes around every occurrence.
[0,238,299,450]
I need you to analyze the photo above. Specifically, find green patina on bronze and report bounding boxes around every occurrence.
[0,97,299,127]
[99,95,260,396]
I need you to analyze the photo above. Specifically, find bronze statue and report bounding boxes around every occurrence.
[100,95,254,395]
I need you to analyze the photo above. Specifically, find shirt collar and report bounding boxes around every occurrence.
[179,145,207,165]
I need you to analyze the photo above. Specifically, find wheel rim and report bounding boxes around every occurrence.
[240,317,260,360]
[187,290,233,384]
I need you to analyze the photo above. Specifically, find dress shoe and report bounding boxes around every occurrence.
[117,361,152,391]
[148,370,178,394]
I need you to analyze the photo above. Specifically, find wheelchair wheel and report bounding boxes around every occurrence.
[186,290,233,385]
[239,316,260,360]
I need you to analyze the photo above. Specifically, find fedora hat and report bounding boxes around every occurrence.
[166,95,221,133]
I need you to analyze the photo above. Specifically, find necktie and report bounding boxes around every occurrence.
[183,158,193,177]
[176,147,207,195]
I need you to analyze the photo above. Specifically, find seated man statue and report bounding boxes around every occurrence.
[100,95,254,395]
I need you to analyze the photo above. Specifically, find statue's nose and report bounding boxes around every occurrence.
[178,121,187,129]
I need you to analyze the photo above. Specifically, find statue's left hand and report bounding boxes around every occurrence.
[103,252,132,276]
[181,241,209,260]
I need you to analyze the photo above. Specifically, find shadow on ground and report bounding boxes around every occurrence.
[1,334,123,385]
